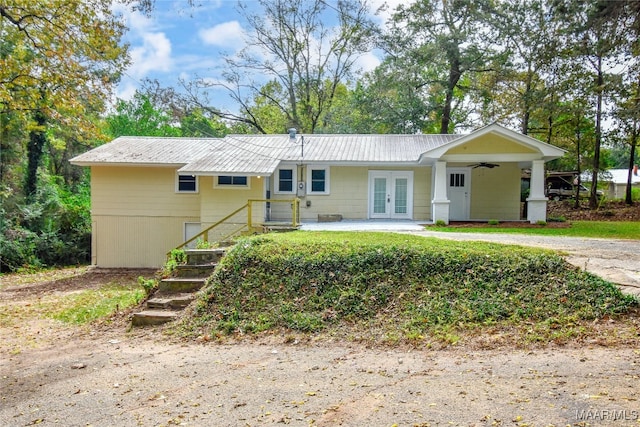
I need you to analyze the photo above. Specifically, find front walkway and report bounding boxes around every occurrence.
[299,220,427,232]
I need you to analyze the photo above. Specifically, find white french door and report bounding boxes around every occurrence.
[447,168,470,221]
[368,171,413,219]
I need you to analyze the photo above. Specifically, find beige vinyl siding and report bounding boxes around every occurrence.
[91,166,201,267]
[199,176,265,224]
[469,163,521,220]
[93,215,199,268]
[446,134,539,155]
[300,166,368,220]
[410,167,431,220]
[271,166,432,221]
[91,166,200,217]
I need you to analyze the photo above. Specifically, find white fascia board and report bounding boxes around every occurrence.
[301,160,421,167]
[441,153,542,162]
[71,161,186,168]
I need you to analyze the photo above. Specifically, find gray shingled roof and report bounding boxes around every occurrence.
[71,133,461,174]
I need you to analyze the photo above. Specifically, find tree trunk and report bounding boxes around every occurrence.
[626,131,637,205]
[522,68,533,135]
[25,110,47,203]
[574,120,582,209]
[589,56,603,209]
[440,59,461,134]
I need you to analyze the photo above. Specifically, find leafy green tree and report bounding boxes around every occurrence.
[383,0,501,134]
[1,0,130,200]
[180,109,229,138]
[0,1,153,271]
[190,0,377,134]
[347,62,435,134]
[105,92,181,138]
[478,0,560,136]
[552,0,625,208]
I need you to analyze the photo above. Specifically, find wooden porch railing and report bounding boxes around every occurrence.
[169,198,300,255]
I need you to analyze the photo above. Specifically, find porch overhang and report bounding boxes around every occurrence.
[178,155,281,177]
[418,123,566,164]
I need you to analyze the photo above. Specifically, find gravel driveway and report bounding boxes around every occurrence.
[3,335,640,427]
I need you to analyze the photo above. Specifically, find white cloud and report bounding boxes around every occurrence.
[115,81,138,101]
[355,51,382,74]
[128,32,173,78]
[199,21,244,49]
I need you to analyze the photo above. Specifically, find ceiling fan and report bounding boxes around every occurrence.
[468,162,500,169]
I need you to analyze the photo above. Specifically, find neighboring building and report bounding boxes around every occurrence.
[70,123,565,268]
[581,167,640,200]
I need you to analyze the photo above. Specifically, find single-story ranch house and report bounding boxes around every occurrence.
[70,123,565,268]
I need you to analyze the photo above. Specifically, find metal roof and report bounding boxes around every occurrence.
[70,133,465,174]
[581,169,640,185]
[69,136,224,166]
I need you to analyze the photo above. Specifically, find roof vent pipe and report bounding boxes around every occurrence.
[288,128,297,141]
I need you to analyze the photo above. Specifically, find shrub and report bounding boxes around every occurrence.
[0,175,91,272]
[487,219,499,225]
[547,216,566,222]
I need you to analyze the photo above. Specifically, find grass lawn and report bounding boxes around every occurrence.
[0,267,149,328]
[430,220,640,240]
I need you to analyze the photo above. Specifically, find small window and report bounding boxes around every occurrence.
[307,166,330,194]
[277,168,294,193]
[217,176,248,187]
[449,173,465,188]
[177,174,197,193]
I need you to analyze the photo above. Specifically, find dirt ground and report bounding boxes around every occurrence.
[547,200,640,222]
[2,267,640,426]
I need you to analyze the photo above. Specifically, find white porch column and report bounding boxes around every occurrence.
[431,161,450,224]
[526,159,547,223]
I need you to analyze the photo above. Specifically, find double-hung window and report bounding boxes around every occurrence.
[276,168,295,194]
[307,166,330,195]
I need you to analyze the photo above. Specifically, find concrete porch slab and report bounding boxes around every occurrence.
[299,220,427,232]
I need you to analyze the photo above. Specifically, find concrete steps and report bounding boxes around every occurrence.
[131,248,226,327]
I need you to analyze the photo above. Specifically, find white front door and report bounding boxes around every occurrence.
[369,171,413,219]
[447,168,470,221]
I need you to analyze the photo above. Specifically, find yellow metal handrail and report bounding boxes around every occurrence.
[168,198,299,255]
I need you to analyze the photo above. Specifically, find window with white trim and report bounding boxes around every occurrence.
[276,168,295,194]
[176,174,198,193]
[307,166,330,194]
[216,176,249,187]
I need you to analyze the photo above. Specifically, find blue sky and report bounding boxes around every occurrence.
[113,0,399,110]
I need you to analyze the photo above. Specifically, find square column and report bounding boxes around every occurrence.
[431,161,450,224]
[526,159,547,223]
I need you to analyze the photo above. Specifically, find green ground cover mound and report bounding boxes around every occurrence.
[181,232,637,344]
